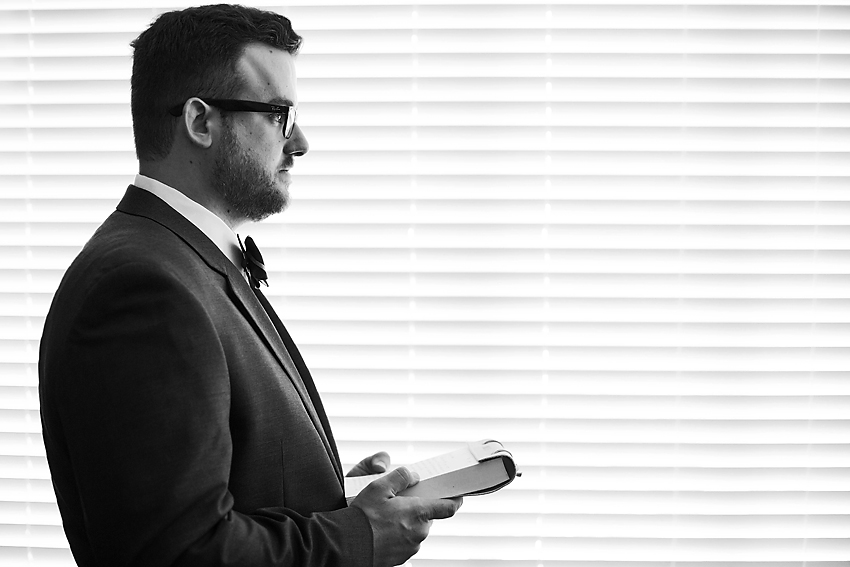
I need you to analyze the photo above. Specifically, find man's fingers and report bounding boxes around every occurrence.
[346,450,394,477]
[422,497,463,520]
[371,451,391,473]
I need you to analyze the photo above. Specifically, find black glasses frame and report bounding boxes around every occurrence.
[168,98,297,139]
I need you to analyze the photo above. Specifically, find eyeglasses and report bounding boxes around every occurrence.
[168,98,298,139]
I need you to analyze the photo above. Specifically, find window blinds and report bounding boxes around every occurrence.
[1,1,848,565]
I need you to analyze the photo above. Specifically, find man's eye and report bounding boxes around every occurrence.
[271,112,285,124]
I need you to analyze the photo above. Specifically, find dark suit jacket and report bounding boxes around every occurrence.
[38,186,373,566]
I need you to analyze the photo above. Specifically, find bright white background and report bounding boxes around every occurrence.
[1,1,849,565]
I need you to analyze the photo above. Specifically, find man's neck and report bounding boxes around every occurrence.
[138,161,244,230]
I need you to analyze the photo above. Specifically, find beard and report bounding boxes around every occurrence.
[212,123,288,223]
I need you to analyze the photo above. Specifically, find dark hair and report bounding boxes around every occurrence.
[130,4,302,161]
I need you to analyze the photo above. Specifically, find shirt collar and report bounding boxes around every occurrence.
[133,174,244,270]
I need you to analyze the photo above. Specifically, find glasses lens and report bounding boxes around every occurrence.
[285,107,297,139]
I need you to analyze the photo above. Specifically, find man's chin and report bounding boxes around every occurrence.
[248,201,287,223]
[234,188,289,223]
[274,184,290,213]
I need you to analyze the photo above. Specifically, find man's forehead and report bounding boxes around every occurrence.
[235,43,296,104]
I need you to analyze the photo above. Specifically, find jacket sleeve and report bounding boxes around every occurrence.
[43,260,373,567]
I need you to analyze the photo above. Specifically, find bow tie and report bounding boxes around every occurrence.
[238,235,268,289]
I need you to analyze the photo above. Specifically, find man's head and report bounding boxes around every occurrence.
[131,4,301,161]
[130,4,309,225]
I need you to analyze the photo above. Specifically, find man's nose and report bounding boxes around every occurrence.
[285,123,309,156]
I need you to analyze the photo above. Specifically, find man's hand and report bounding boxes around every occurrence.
[350,467,462,567]
[347,451,391,477]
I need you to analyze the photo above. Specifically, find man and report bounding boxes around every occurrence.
[38,5,460,566]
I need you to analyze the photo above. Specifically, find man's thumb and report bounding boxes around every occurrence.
[381,467,420,496]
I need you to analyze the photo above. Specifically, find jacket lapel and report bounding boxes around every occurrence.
[116,185,343,485]
[249,286,345,484]
[225,266,344,485]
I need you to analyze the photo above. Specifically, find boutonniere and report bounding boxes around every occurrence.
[238,235,268,289]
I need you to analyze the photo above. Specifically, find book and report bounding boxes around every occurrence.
[344,439,518,504]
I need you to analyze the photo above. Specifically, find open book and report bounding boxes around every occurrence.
[344,439,518,504]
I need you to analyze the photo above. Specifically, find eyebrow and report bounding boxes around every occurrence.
[268,96,295,106]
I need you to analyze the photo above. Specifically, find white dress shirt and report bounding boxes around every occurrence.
[133,174,244,271]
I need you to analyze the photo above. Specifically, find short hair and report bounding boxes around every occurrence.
[130,4,302,161]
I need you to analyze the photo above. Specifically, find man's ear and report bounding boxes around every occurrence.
[180,98,215,149]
